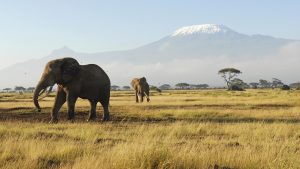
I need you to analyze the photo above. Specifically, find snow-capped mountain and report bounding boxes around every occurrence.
[127,24,292,62]
[171,24,232,36]
[0,24,299,88]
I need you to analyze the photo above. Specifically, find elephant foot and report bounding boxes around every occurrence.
[49,119,58,124]
[102,116,110,122]
[67,114,75,121]
[67,117,75,123]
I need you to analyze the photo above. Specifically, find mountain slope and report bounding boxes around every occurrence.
[84,24,293,63]
[0,24,299,88]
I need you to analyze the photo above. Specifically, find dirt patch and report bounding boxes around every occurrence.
[29,131,82,142]
[0,107,34,113]
[212,164,235,169]
[32,132,65,140]
[94,137,125,144]
[0,108,91,123]
[173,141,187,146]
[1,106,300,125]
[226,142,241,147]
[250,103,292,109]
[36,157,61,169]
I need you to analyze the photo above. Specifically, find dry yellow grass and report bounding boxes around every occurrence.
[0,89,300,169]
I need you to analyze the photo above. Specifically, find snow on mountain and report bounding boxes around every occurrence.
[171,24,231,36]
[129,24,292,62]
[0,24,299,88]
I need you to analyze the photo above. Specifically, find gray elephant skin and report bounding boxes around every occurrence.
[33,57,111,123]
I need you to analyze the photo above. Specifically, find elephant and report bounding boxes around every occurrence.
[33,57,111,123]
[131,77,150,103]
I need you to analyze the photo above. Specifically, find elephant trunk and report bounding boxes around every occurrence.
[33,81,46,112]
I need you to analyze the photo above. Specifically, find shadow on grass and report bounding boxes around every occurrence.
[111,115,300,124]
[113,103,293,110]
[0,107,300,124]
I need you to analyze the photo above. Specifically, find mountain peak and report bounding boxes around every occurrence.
[49,46,75,56]
[171,24,233,37]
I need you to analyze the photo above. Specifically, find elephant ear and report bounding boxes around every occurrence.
[60,58,80,84]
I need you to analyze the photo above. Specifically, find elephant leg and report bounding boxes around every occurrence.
[135,90,139,103]
[102,104,109,121]
[66,93,78,121]
[145,92,150,102]
[99,91,110,121]
[141,93,144,103]
[87,100,97,121]
[50,88,66,123]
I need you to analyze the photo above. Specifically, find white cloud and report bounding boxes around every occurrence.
[104,42,300,87]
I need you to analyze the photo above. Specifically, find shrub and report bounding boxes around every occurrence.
[281,85,290,90]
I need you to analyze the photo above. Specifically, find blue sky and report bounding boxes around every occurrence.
[0,0,299,68]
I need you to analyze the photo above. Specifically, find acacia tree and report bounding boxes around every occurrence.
[3,88,12,92]
[175,83,190,89]
[14,86,26,91]
[271,78,284,88]
[249,82,259,89]
[259,79,271,88]
[150,85,158,90]
[218,68,242,89]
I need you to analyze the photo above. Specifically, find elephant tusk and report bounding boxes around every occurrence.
[144,92,149,99]
[38,86,53,100]
[38,88,47,96]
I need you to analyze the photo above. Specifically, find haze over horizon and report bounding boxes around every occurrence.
[0,1,300,69]
[0,23,299,88]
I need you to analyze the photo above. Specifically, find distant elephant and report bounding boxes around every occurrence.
[33,57,111,123]
[131,77,150,103]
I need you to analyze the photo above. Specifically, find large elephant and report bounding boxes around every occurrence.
[131,77,150,103]
[33,57,111,123]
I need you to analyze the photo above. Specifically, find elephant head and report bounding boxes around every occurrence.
[33,58,80,112]
[139,77,147,84]
[139,77,149,98]
[135,77,150,102]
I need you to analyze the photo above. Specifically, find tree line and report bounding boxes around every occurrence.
[2,68,300,92]
[218,67,300,91]
[110,83,209,91]
[1,86,36,93]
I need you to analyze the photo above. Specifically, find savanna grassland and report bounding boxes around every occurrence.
[0,89,300,169]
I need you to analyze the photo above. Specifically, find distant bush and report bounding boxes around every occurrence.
[229,85,245,91]
[159,84,171,90]
[281,85,290,90]
[122,86,131,90]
